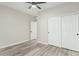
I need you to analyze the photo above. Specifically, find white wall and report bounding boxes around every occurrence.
[37,2,79,44]
[0,5,34,48]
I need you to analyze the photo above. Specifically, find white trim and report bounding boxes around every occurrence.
[38,40,48,45]
[0,40,29,49]
[50,11,79,18]
[59,11,79,17]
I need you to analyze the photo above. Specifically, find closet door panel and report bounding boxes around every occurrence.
[62,14,79,51]
[48,17,61,47]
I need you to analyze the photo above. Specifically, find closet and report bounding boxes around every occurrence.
[62,14,79,51]
[48,13,79,51]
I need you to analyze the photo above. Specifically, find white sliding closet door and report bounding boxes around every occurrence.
[62,14,79,51]
[31,21,37,40]
[48,17,61,47]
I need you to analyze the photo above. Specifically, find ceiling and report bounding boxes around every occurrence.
[0,2,64,16]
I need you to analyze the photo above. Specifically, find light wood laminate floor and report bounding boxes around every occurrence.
[0,40,79,56]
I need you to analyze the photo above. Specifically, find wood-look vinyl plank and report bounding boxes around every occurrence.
[0,40,79,56]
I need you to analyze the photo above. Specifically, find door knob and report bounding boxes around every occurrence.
[77,33,79,35]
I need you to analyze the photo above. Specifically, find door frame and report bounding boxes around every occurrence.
[47,13,79,51]
[30,21,37,40]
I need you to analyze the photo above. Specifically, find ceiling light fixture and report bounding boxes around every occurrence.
[32,5,37,8]
[26,2,46,10]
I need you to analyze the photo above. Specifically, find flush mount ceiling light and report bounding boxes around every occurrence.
[26,2,46,10]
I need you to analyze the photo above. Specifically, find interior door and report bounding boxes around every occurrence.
[48,16,61,47]
[31,21,37,40]
[62,14,79,51]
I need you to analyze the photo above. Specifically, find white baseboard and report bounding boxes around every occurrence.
[0,40,29,49]
[38,41,48,45]
[0,40,48,49]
